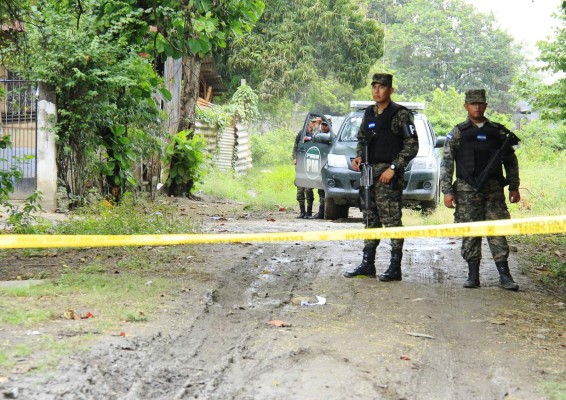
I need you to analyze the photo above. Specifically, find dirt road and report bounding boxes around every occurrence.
[1,199,565,399]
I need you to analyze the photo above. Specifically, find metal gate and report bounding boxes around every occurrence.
[0,72,38,199]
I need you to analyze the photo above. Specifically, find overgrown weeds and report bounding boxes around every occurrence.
[52,193,198,235]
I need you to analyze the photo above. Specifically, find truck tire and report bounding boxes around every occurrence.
[324,197,349,220]
[420,185,439,214]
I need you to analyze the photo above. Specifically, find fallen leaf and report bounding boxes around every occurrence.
[400,355,411,360]
[266,218,276,222]
[488,319,507,325]
[278,207,287,212]
[63,309,76,320]
[82,311,94,319]
[119,331,127,337]
[267,320,291,327]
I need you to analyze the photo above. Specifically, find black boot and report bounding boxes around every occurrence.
[305,205,313,218]
[379,249,402,281]
[495,261,519,291]
[343,246,376,277]
[463,260,480,288]
[311,205,325,219]
[296,204,306,219]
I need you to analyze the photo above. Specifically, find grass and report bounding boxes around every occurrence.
[51,192,198,235]
[197,165,297,212]
[0,272,178,327]
[540,381,566,400]
[0,271,185,372]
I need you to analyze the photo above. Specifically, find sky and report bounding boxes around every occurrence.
[465,0,563,59]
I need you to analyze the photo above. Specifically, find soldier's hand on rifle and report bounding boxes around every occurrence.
[509,191,520,203]
[379,167,395,184]
[352,156,362,171]
[444,193,456,208]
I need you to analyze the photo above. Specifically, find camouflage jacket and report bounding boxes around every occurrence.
[439,118,520,194]
[355,103,419,171]
[292,130,301,160]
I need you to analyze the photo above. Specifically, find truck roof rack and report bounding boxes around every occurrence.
[350,100,425,112]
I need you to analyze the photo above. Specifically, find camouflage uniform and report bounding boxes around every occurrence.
[440,118,520,263]
[293,129,314,215]
[356,105,419,252]
[343,73,419,281]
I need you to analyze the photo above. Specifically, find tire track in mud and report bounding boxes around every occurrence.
[171,240,332,399]
[3,210,560,400]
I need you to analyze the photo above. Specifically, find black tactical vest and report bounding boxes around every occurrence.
[455,121,506,186]
[363,102,406,164]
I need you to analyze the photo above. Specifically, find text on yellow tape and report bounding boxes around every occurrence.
[0,215,564,249]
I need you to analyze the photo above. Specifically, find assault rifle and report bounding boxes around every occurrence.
[359,132,373,227]
[474,130,520,192]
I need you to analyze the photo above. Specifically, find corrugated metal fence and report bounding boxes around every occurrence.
[197,120,252,174]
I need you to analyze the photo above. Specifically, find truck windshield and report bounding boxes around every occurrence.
[339,115,432,155]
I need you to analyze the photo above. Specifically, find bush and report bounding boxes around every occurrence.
[515,120,566,163]
[251,128,296,166]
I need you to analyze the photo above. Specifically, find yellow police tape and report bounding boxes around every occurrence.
[0,215,564,249]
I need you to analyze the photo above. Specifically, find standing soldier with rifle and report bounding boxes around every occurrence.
[440,89,521,291]
[343,73,419,281]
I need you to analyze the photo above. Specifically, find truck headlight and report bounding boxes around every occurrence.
[327,154,349,168]
[411,157,435,171]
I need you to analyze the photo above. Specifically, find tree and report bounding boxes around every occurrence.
[0,0,29,64]
[215,0,383,105]
[378,0,523,112]
[95,0,265,196]
[15,1,167,202]
[529,1,566,121]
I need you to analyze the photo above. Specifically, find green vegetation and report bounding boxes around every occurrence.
[381,0,522,112]
[199,166,296,212]
[52,193,197,235]
[216,0,383,107]
[0,272,181,369]
[540,381,566,400]
[251,128,296,167]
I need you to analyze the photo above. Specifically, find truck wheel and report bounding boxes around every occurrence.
[325,198,349,220]
[420,186,439,214]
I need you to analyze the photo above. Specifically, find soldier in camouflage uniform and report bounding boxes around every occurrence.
[343,73,419,281]
[292,118,316,218]
[439,89,521,291]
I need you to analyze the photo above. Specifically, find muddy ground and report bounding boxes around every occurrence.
[0,196,565,400]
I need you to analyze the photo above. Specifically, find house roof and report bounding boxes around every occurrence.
[201,56,227,94]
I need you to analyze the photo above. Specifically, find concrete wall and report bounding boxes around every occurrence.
[36,99,57,212]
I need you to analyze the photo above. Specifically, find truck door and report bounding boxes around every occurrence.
[294,113,333,190]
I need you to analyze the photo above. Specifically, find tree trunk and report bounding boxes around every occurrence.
[178,55,202,134]
[166,55,202,197]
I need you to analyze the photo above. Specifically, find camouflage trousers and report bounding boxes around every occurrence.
[360,171,404,252]
[453,179,510,262]
[316,189,325,208]
[296,186,314,206]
